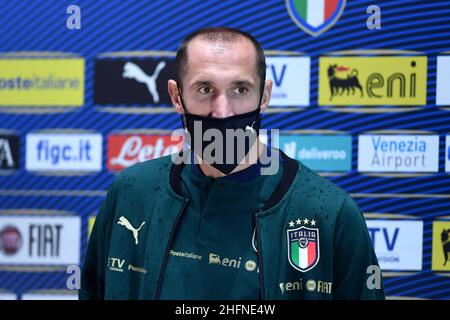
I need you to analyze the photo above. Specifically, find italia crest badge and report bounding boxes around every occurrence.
[287,218,320,272]
[286,0,346,37]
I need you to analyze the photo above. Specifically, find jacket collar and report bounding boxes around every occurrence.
[169,148,299,211]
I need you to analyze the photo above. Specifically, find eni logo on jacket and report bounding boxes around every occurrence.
[117,216,145,245]
[287,217,320,273]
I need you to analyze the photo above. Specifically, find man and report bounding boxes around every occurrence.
[79,27,385,300]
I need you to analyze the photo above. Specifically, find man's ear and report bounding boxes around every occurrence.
[168,79,184,114]
[260,80,273,113]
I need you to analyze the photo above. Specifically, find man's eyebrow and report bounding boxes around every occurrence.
[191,80,214,88]
[231,80,255,87]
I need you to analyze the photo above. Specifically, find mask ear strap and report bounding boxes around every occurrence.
[255,77,266,130]
[257,76,266,112]
[177,85,188,129]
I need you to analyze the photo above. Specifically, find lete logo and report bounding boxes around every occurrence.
[108,134,184,171]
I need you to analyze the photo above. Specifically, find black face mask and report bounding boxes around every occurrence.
[179,88,263,175]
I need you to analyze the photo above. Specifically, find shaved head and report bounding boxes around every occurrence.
[175,27,266,91]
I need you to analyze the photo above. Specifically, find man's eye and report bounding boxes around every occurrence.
[235,87,248,95]
[199,86,213,94]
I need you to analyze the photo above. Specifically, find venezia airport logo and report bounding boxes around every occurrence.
[357,133,439,174]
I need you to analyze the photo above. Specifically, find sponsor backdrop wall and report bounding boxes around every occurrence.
[0,0,449,300]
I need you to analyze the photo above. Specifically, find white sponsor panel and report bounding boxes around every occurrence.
[26,133,102,172]
[266,56,310,106]
[21,291,78,300]
[0,292,17,300]
[436,56,450,105]
[259,131,268,145]
[0,216,80,265]
[446,136,450,172]
[357,135,439,172]
[366,220,423,271]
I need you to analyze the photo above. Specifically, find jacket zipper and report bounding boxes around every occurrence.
[155,197,189,299]
[254,211,265,300]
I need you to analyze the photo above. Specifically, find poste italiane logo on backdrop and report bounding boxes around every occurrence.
[0,52,84,111]
[286,0,346,36]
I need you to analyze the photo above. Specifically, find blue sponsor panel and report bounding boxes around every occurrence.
[279,134,351,172]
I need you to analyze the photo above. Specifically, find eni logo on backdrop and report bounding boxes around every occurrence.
[318,52,428,112]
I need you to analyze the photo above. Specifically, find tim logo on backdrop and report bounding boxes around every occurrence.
[366,219,423,271]
[265,53,310,107]
[286,0,346,36]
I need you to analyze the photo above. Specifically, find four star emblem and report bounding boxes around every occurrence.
[288,218,317,227]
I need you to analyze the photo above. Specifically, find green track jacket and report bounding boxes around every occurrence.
[79,150,385,300]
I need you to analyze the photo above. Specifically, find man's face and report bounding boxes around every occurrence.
[169,37,272,117]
